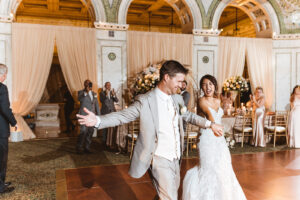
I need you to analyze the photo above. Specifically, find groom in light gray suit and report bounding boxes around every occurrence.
[77,60,223,199]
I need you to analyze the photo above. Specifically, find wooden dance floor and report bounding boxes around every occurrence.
[56,150,300,200]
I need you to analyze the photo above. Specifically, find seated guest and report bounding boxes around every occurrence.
[250,87,266,147]
[288,85,300,148]
[220,88,233,115]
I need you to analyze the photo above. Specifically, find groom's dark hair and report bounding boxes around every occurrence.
[159,60,189,81]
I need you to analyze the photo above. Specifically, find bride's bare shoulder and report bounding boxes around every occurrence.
[198,97,208,109]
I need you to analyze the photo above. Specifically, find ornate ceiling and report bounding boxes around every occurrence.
[127,0,194,33]
[219,6,256,37]
[16,0,95,27]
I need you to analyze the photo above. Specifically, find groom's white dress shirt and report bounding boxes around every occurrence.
[154,88,181,161]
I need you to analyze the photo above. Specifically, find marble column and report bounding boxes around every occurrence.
[95,22,128,108]
[0,21,12,99]
[192,29,221,89]
[273,34,300,111]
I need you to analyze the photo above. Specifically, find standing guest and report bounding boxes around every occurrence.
[288,85,300,148]
[0,64,17,194]
[180,80,190,107]
[63,86,75,133]
[250,87,266,147]
[100,82,118,145]
[76,80,100,154]
[220,88,233,115]
[180,80,190,132]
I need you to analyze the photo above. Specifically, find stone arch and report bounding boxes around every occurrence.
[118,0,202,31]
[211,0,280,37]
[9,0,106,22]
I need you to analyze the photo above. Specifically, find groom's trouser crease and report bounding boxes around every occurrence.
[150,155,180,200]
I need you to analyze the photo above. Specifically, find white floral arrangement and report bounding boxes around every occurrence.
[225,134,235,148]
[223,76,249,92]
[129,62,162,98]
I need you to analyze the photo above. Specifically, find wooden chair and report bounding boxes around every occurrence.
[265,111,288,147]
[233,113,253,147]
[127,119,139,159]
[184,124,199,156]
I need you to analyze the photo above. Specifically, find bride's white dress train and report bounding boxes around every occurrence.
[182,107,246,200]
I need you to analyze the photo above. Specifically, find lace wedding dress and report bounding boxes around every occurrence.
[182,107,246,200]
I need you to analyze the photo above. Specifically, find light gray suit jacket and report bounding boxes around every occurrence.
[78,90,100,116]
[98,89,208,178]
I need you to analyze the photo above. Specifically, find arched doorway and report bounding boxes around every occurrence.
[127,0,183,33]
[212,0,280,37]
[215,1,277,107]
[218,6,256,37]
[119,0,202,33]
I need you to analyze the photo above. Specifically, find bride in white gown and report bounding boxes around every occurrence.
[182,75,246,200]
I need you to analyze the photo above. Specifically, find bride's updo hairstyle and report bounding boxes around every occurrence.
[200,74,218,98]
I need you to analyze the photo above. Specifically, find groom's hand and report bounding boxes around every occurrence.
[77,108,98,127]
[211,123,223,137]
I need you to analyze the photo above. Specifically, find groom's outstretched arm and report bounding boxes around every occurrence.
[98,99,141,129]
[77,98,141,129]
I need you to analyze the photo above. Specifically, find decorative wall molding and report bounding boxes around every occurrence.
[193,29,221,36]
[273,33,300,40]
[94,22,128,30]
[0,14,13,23]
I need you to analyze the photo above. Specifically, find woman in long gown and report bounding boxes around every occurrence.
[182,74,246,200]
[250,87,266,147]
[288,85,300,148]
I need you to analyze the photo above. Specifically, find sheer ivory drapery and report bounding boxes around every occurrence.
[127,31,196,109]
[246,38,273,108]
[217,37,273,108]
[55,26,97,96]
[127,31,193,76]
[12,23,97,139]
[217,37,247,86]
[12,23,56,139]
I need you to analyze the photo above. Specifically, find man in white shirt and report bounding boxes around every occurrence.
[77,61,223,199]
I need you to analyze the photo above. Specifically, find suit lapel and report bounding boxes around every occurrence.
[172,95,185,153]
[147,90,159,134]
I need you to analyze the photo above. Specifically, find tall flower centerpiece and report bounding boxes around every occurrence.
[223,76,249,93]
[223,76,249,108]
[129,62,162,99]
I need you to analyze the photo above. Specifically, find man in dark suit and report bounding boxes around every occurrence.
[180,80,190,132]
[76,79,100,154]
[0,64,17,194]
[99,82,118,144]
[180,80,190,107]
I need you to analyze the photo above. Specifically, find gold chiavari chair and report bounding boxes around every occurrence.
[184,124,199,156]
[233,113,253,147]
[127,119,140,159]
[265,111,288,147]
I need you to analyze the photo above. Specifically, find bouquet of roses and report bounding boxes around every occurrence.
[223,76,249,92]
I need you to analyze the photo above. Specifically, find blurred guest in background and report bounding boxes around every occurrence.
[100,82,118,146]
[220,88,233,115]
[76,80,100,154]
[288,85,300,148]
[250,87,265,147]
[63,86,75,133]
